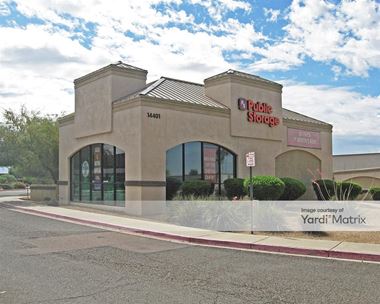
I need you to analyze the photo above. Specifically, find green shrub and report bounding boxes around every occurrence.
[369,188,380,200]
[243,176,285,200]
[166,177,182,200]
[278,177,306,200]
[22,177,34,185]
[336,181,362,200]
[312,179,336,200]
[13,182,26,189]
[20,176,52,185]
[0,174,17,184]
[181,180,213,197]
[0,184,14,190]
[224,178,246,199]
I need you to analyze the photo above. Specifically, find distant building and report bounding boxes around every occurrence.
[0,167,9,175]
[333,153,380,189]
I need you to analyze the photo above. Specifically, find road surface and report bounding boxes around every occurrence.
[0,189,27,197]
[0,202,379,303]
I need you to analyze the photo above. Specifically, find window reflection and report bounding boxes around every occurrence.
[92,144,102,201]
[166,144,182,181]
[115,147,125,204]
[70,144,125,206]
[203,143,219,184]
[220,148,234,183]
[184,142,201,180]
[71,152,80,201]
[80,146,91,201]
[166,141,236,198]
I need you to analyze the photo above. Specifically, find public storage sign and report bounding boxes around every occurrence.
[237,97,280,127]
[287,128,321,149]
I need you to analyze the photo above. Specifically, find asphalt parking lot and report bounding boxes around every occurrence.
[1,204,379,304]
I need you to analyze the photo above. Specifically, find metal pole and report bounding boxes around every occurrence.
[250,167,253,234]
[249,167,253,200]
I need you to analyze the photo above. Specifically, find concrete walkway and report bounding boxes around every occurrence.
[2,197,380,262]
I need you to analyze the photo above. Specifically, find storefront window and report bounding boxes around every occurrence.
[102,144,114,203]
[70,144,125,206]
[115,147,125,205]
[166,144,182,181]
[92,144,102,202]
[220,148,235,183]
[71,152,80,201]
[203,143,219,184]
[184,142,201,180]
[80,146,91,201]
[166,142,236,198]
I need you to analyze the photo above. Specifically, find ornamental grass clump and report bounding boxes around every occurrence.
[335,181,362,200]
[312,179,336,200]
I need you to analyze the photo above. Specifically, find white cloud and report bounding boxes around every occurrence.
[248,0,380,75]
[283,0,380,76]
[0,0,379,156]
[0,24,106,115]
[0,0,262,116]
[219,0,251,11]
[331,65,342,80]
[190,0,251,21]
[282,82,380,136]
[249,42,304,72]
[6,0,380,77]
[263,8,280,22]
[0,1,10,16]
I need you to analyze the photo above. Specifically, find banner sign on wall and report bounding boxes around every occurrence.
[93,146,102,191]
[81,161,89,178]
[204,146,218,183]
[287,128,321,149]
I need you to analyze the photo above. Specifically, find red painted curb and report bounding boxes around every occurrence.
[328,251,380,262]
[7,205,380,262]
[251,243,330,258]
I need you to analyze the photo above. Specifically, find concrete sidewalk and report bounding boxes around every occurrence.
[2,197,380,262]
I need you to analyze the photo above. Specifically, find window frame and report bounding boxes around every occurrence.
[166,141,237,196]
[70,144,125,205]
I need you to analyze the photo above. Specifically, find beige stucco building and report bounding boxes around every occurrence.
[58,62,333,214]
[334,153,380,191]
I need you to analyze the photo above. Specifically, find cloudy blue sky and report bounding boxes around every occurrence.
[0,0,379,154]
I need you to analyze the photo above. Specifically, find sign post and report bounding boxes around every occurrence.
[246,152,256,235]
[245,152,255,200]
[249,167,253,200]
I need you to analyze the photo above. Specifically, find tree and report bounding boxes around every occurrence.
[0,107,59,183]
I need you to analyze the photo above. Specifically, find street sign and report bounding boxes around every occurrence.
[246,152,256,167]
